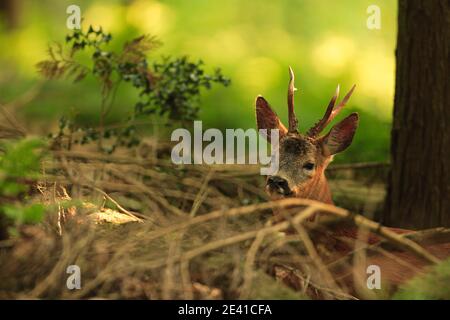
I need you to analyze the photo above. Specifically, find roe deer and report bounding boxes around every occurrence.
[255,67,450,296]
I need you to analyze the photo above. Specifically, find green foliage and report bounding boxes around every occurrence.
[2,204,45,225]
[0,139,46,239]
[0,1,399,163]
[393,258,450,299]
[37,25,230,153]
[0,139,43,180]
[144,56,230,121]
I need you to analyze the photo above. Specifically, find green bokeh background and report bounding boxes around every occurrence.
[0,0,396,163]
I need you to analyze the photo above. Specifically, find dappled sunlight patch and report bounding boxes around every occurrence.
[126,0,175,36]
[87,208,142,225]
[84,3,124,33]
[235,57,282,93]
[311,35,356,77]
[354,48,395,118]
[8,28,47,76]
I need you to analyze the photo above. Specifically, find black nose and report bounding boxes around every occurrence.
[267,176,290,194]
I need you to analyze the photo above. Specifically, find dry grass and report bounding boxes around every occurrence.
[0,142,446,300]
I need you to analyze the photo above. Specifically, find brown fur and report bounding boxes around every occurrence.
[255,68,450,296]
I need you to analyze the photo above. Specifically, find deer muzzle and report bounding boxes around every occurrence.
[267,176,292,196]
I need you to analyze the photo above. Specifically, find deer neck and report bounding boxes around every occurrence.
[295,170,333,204]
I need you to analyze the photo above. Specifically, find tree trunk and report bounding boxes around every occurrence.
[0,0,21,29]
[383,0,449,229]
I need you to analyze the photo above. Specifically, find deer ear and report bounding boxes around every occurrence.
[256,96,287,143]
[320,113,359,156]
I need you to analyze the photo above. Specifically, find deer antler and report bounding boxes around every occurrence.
[307,84,356,137]
[287,66,298,133]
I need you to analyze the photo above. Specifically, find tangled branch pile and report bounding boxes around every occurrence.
[0,139,449,300]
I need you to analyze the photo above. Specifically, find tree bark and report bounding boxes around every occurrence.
[383,0,449,229]
[0,0,21,29]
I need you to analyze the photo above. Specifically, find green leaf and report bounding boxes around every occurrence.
[393,258,450,300]
[0,181,26,196]
[2,204,45,224]
[2,205,23,222]
[22,204,45,224]
[0,138,45,179]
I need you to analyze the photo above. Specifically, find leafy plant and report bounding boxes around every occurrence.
[37,25,230,153]
[142,56,230,121]
[393,258,450,299]
[0,139,46,240]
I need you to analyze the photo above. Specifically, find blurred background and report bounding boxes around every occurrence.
[0,0,397,163]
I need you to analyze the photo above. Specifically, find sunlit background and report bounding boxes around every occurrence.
[0,0,397,162]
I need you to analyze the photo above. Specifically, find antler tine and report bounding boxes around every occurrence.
[335,84,356,112]
[306,84,340,137]
[328,84,356,124]
[287,66,298,133]
[307,84,356,137]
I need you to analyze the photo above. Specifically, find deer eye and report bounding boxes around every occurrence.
[303,162,315,170]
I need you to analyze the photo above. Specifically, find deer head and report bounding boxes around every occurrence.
[256,67,358,204]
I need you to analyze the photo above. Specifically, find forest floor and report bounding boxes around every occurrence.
[0,140,448,300]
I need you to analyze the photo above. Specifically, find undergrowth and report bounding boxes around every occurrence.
[0,25,448,301]
[37,25,230,153]
[0,139,46,240]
